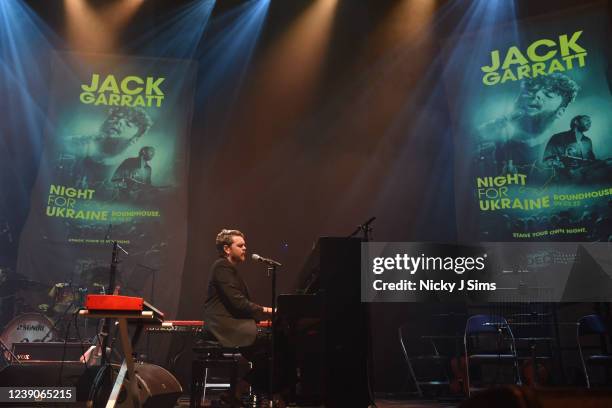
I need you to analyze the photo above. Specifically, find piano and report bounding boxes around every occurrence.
[275,237,372,408]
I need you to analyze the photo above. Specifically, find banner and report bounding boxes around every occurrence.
[17,53,196,322]
[443,5,612,242]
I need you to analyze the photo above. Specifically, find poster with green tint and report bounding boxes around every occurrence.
[18,52,196,321]
[443,5,612,242]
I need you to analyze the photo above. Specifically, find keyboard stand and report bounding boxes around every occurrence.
[79,310,159,408]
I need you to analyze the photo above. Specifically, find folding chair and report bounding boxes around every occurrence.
[577,314,612,388]
[464,314,521,396]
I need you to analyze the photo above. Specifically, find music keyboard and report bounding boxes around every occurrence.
[147,320,203,333]
[145,320,272,334]
[80,295,165,323]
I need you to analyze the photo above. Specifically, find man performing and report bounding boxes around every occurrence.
[542,115,607,183]
[111,146,156,201]
[543,114,595,162]
[478,73,580,176]
[67,106,153,189]
[203,229,272,346]
[202,229,273,404]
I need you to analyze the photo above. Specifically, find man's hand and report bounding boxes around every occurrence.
[262,306,273,314]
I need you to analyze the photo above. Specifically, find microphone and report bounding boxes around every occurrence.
[252,254,282,267]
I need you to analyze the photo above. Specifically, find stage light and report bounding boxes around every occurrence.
[192,0,270,105]
[128,0,216,58]
[267,0,338,88]
[0,0,65,209]
[375,0,437,46]
[251,0,339,115]
[64,0,144,53]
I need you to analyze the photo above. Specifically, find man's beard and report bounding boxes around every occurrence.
[231,253,245,263]
[513,108,559,135]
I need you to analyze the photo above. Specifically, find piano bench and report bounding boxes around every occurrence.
[190,342,242,408]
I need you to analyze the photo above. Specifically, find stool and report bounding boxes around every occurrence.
[191,340,242,408]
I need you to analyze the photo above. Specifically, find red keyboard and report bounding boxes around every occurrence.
[85,295,143,311]
[83,295,164,322]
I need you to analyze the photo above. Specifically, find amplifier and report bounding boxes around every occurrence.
[0,362,182,407]
[12,342,91,362]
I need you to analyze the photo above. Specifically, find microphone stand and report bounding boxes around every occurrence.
[268,263,278,407]
[88,240,128,406]
[348,216,376,241]
[101,241,120,365]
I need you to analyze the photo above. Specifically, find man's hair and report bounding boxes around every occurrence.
[215,229,245,257]
[570,115,590,129]
[107,107,153,136]
[521,73,580,109]
[139,146,155,158]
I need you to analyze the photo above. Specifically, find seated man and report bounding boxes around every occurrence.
[202,229,272,403]
[203,229,272,346]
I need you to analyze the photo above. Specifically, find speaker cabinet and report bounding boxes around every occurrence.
[12,341,90,362]
[122,363,182,408]
[0,362,182,408]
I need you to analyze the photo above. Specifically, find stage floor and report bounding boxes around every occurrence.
[376,400,457,408]
[175,397,458,407]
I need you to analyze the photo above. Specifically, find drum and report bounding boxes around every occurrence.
[0,313,57,357]
[49,283,86,314]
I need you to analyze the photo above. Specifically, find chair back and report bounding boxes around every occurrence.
[576,314,610,389]
[465,314,507,336]
[463,314,521,395]
[578,314,608,336]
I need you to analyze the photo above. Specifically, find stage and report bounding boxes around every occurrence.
[1,0,612,407]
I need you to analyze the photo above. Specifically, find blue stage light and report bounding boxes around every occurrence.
[129,0,216,59]
[192,0,271,109]
[0,0,68,245]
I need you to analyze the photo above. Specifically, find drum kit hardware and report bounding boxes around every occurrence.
[0,272,107,363]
